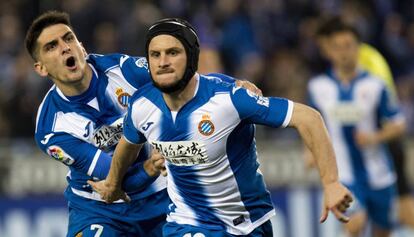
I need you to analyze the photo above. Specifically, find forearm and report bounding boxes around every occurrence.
[375,120,406,143]
[122,161,158,192]
[291,103,339,185]
[106,137,142,187]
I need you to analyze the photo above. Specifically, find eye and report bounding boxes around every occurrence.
[169,50,178,56]
[65,34,75,43]
[45,43,57,52]
[150,51,160,58]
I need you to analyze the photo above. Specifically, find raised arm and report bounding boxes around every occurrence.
[289,102,353,223]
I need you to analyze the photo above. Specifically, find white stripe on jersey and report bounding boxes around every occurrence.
[282,100,294,127]
[87,150,101,176]
[53,111,91,141]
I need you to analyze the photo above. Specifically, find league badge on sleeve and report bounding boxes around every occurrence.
[198,114,215,136]
[47,145,75,165]
[135,57,148,69]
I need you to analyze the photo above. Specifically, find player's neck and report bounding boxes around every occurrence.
[163,75,198,111]
[56,65,93,96]
[334,65,358,85]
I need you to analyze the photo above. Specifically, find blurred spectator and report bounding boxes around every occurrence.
[92,22,119,53]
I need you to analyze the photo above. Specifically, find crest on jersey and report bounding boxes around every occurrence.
[47,145,74,165]
[115,88,131,107]
[198,114,215,136]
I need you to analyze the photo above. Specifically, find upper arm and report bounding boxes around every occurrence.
[123,100,147,144]
[120,56,151,88]
[231,87,293,127]
[288,102,323,129]
[378,86,400,120]
[35,132,113,179]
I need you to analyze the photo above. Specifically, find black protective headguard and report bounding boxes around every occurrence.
[145,18,200,93]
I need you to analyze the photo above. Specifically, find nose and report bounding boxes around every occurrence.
[60,40,70,54]
[158,53,170,68]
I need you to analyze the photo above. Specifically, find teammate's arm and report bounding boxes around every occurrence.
[36,132,158,192]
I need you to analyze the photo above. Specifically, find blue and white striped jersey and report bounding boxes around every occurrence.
[34,54,167,203]
[308,69,403,189]
[123,74,294,235]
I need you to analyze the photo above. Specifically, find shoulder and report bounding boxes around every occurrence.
[86,53,148,72]
[129,83,158,105]
[358,71,387,90]
[308,73,332,90]
[205,73,235,83]
[35,86,59,143]
[200,74,233,93]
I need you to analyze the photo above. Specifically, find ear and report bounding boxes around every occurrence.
[34,61,49,77]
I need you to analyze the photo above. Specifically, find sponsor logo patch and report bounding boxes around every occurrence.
[198,114,215,136]
[47,145,74,165]
[93,118,123,151]
[151,140,208,166]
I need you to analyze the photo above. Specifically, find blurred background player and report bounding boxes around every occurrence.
[317,15,414,229]
[308,17,406,237]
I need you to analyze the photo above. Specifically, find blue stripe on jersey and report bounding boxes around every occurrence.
[378,87,399,118]
[342,126,368,185]
[226,122,274,222]
[328,70,369,185]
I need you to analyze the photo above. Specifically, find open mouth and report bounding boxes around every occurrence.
[65,56,76,69]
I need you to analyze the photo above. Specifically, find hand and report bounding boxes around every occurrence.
[87,179,130,203]
[320,181,353,223]
[354,131,378,147]
[235,80,262,96]
[145,149,167,177]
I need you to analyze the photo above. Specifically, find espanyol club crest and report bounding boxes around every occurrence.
[115,88,131,107]
[198,114,215,136]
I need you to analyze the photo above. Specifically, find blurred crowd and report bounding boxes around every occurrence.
[1,0,414,141]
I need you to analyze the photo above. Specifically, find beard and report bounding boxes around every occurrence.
[152,75,191,94]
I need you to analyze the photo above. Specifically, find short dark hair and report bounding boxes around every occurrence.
[24,10,72,60]
[316,16,360,41]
